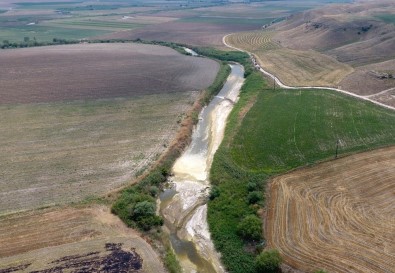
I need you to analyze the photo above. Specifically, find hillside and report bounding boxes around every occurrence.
[269,0,395,105]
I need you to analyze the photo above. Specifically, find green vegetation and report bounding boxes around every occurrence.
[375,14,395,25]
[208,71,267,273]
[207,49,395,273]
[237,215,262,241]
[51,20,144,29]
[0,25,110,43]
[164,247,182,273]
[191,47,253,77]
[255,249,282,273]
[231,89,395,174]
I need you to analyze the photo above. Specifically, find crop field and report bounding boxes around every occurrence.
[0,43,219,215]
[266,147,395,273]
[230,89,395,173]
[226,31,280,51]
[226,31,354,87]
[0,43,219,104]
[0,205,166,272]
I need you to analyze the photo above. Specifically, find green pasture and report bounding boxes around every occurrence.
[231,89,395,174]
[375,14,395,25]
[50,20,145,29]
[0,25,110,42]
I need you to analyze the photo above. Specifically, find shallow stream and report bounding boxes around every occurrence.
[159,57,244,273]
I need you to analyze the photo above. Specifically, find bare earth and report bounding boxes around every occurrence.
[0,205,166,273]
[0,43,219,215]
[266,146,395,273]
[0,43,219,104]
[95,21,260,49]
[0,44,219,104]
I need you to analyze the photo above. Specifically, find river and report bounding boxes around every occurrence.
[159,58,245,273]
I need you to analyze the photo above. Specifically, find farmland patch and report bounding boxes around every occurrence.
[267,147,395,273]
[0,205,166,272]
[0,43,219,104]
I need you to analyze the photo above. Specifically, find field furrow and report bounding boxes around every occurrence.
[266,147,395,273]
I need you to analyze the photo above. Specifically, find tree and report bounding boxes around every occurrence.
[132,201,155,218]
[237,214,262,241]
[247,191,263,204]
[24,36,30,43]
[255,249,281,273]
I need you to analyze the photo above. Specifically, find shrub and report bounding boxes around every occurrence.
[247,182,257,192]
[237,215,262,241]
[209,186,220,200]
[247,191,263,204]
[255,249,281,273]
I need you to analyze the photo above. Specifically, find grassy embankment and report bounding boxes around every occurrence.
[205,50,395,272]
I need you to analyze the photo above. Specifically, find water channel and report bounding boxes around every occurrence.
[159,54,245,273]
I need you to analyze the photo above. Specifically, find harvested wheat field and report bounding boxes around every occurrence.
[0,205,165,272]
[226,31,353,87]
[266,146,395,273]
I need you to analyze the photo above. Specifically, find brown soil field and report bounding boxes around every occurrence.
[226,32,354,87]
[0,91,197,215]
[266,146,395,273]
[0,43,219,104]
[0,205,166,272]
[0,43,220,215]
[96,21,261,49]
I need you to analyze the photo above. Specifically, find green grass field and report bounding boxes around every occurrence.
[375,14,395,25]
[231,89,395,174]
[0,25,110,42]
[208,70,395,273]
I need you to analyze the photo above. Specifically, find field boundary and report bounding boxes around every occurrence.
[223,34,395,111]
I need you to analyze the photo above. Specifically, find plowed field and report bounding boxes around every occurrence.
[0,43,219,104]
[266,147,395,273]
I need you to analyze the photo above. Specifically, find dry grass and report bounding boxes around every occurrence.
[340,59,395,96]
[226,31,354,87]
[0,205,166,272]
[266,146,395,273]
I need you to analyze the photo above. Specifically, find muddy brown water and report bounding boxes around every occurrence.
[160,58,244,273]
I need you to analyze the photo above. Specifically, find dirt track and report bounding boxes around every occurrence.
[266,147,395,273]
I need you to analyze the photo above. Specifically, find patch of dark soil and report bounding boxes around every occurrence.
[0,263,31,273]
[0,243,143,273]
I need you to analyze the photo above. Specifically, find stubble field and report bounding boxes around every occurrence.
[266,146,395,273]
[225,31,354,87]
